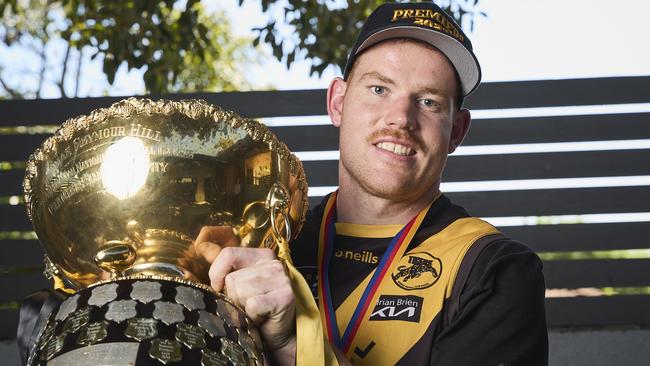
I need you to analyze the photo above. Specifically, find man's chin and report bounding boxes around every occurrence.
[364,182,431,203]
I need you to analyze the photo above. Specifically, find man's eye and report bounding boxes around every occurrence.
[371,86,385,95]
[419,99,439,108]
[421,99,434,106]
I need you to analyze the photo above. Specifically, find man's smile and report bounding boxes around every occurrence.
[375,141,415,156]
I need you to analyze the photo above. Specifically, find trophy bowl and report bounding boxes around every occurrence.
[22,98,308,365]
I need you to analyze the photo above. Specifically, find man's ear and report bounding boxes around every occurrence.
[448,109,471,154]
[327,77,347,127]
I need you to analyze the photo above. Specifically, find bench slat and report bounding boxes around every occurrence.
[0,240,42,266]
[544,259,650,288]
[503,222,650,252]
[465,76,650,109]
[0,90,329,126]
[465,113,650,146]
[0,309,19,339]
[0,272,50,304]
[0,206,32,231]
[546,295,650,327]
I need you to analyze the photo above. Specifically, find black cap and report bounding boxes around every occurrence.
[343,2,481,96]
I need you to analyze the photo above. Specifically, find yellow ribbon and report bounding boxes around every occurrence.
[278,238,339,366]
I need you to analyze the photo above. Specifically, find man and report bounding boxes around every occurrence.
[209,2,548,366]
[18,3,547,365]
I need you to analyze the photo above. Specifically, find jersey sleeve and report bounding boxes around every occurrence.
[430,240,549,366]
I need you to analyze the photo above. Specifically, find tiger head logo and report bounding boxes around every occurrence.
[391,252,442,290]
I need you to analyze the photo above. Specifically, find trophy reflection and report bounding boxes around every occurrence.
[23,98,307,365]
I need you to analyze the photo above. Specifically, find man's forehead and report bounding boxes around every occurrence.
[351,38,455,72]
[350,40,457,80]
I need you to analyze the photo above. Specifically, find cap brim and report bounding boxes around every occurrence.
[355,26,481,96]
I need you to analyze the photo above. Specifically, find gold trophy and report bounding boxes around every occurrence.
[23,98,308,365]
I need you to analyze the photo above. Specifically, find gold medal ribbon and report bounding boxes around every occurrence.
[318,192,432,356]
[277,232,339,365]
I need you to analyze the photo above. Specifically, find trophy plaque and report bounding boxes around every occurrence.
[23,98,308,365]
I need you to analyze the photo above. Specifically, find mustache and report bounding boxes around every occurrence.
[366,128,423,149]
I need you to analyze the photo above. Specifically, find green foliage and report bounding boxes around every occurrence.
[0,0,257,98]
[61,0,214,90]
[169,9,257,93]
[244,0,485,76]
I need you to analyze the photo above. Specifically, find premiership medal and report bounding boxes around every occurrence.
[318,192,431,354]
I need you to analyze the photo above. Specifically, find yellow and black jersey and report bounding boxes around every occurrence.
[291,194,548,366]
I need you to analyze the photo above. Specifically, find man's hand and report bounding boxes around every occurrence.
[209,247,296,352]
[195,227,296,364]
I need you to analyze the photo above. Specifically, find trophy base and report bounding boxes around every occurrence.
[28,277,266,365]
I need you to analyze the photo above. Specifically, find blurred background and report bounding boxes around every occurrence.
[1,0,649,365]
[2,0,649,96]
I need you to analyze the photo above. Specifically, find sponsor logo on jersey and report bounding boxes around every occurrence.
[334,249,379,264]
[391,252,442,290]
[369,295,423,322]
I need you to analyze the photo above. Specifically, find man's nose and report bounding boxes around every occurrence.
[383,96,414,129]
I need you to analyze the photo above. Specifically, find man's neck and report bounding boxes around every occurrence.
[335,185,439,225]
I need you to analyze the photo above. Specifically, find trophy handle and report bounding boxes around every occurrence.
[270,203,291,247]
[266,182,292,256]
[236,201,270,239]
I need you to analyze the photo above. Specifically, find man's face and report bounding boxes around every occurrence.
[328,40,470,204]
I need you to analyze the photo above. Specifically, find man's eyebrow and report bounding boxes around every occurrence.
[359,71,395,85]
[417,86,443,96]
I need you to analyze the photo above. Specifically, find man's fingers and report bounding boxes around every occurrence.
[195,241,223,263]
[244,286,296,351]
[207,247,296,353]
[209,247,276,292]
[194,226,240,263]
[244,286,294,325]
[195,226,239,246]
[222,260,288,305]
